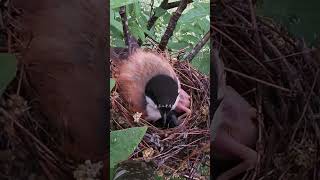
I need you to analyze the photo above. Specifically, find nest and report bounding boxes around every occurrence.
[213,1,320,179]
[111,48,210,179]
[0,3,101,180]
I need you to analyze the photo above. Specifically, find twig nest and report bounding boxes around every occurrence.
[73,160,103,180]
[213,1,320,179]
[111,49,209,178]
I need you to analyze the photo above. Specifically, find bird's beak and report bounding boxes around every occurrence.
[163,112,167,126]
[160,109,168,126]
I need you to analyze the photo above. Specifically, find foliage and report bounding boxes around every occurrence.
[0,53,17,96]
[110,0,210,75]
[257,0,320,45]
[110,126,148,179]
[110,78,116,92]
[111,0,140,9]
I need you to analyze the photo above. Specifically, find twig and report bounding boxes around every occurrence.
[261,35,295,73]
[265,49,315,63]
[159,0,189,50]
[166,0,193,9]
[311,114,320,120]
[147,0,168,30]
[149,0,155,17]
[248,0,264,60]
[211,25,272,76]
[119,6,139,54]
[184,30,210,62]
[119,6,130,47]
[252,85,264,180]
[147,0,193,30]
[290,70,319,144]
[224,67,292,93]
[16,63,24,95]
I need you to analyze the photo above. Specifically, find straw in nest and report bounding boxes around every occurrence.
[212,1,320,179]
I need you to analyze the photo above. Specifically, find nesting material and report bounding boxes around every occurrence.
[213,1,320,179]
[111,48,210,178]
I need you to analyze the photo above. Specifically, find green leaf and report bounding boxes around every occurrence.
[111,18,123,34]
[110,167,115,180]
[112,38,126,48]
[110,8,123,34]
[197,19,210,32]
[167,41,190,50]
[110,126,148,169]
[162,12,171,24]
[154,7,167,17]
[0,53,17,96]
[111,0,140,9]
[257,0,320,45]
[179,6,208,23]
[144,29,156,40]
[193,2,210,14]
[110,78,115,92]
[155,176,163,180]
[181,35,200,44]
[191,50,210,75]
[133,2,142,18]
[131,25,146,42]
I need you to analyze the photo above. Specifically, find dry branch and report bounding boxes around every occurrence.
[184,30,210,62]
[119,6,139,54]
[159,0,189,50]
[147,0,193,30]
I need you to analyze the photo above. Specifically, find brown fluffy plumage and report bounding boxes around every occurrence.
[113,49,179,118]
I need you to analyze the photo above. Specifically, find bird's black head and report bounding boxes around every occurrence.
[145,74,179,127]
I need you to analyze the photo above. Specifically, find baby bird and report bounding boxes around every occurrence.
[113,49,191,128]
[211,49,258,180]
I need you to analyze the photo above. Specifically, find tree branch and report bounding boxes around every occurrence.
[147,0,168,30]
[119,6,130,46]
[119,6,139,54]
[184,30,210,62]
[159,0,189,50]
[166,0,193,9]
[147,0,193,30]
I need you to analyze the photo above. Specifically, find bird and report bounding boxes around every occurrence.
[112,49,191,128]
[211,49,258,180]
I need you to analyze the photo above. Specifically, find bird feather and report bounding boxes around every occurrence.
[114,49,178,119]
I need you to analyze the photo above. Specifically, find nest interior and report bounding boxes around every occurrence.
[213,1,320,179]
[111,48,210,178]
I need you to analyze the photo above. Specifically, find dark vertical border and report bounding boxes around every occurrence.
[210,1,215,179]
[104,0,110,179]
[210,1,222,179]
